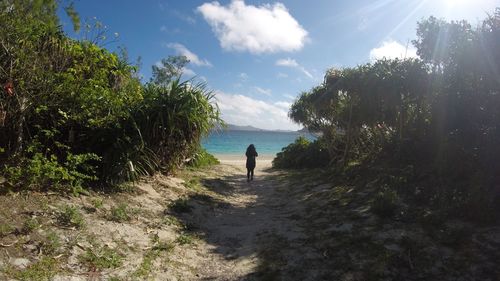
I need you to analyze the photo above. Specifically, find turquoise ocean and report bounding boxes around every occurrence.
[202,130,315,156]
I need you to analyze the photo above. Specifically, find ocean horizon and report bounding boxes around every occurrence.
[202,130,315,157]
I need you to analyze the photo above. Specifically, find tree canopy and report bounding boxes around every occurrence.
[280,8,500,221]
[0,0,222,191]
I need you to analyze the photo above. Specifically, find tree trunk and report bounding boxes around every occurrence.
[13,96,28,157]
[399,108,404,141]
[342,98,354,166]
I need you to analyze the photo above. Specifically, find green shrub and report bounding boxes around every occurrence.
[273,136,329,169]
[100,80,222,184]
[187,147,219,168]
[2,145,100,194]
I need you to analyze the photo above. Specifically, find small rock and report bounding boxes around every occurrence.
[328,223,353,233]
[354,205,371,215]
[384,243,401,252]
[11,258,30,269]
[314,218,330,225]
[53,275,87,281]
[23,244,38,252]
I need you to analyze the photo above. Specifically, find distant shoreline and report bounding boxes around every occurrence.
[203,130,311,160]
[215,154,275,168]
[213,153,276,161]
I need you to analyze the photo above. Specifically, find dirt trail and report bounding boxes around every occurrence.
[0,160,323,281]
[2,160,499,280]
[174,161,319,280]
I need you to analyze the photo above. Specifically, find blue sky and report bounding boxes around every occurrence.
[59,0,498,130]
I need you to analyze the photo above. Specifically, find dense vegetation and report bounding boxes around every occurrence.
[275,9,500,222]
[0,0,221,192]
[273,136,329,169]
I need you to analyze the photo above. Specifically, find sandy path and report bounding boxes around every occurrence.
[175,159,316,280]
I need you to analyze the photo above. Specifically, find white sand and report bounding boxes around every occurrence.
[215,154,274,170]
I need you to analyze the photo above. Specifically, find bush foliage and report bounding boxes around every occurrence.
[273,136,329,169]
[186,147,220,168]
[282,8,500,222]
[0,1,221,191]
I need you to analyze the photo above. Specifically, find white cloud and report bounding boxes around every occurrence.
[160,26,181,34]
[255,86,272,96]
[182,67,196,77]
[276,58,313,79]
[197,0,308,54]
[277,72,288,78]
[172,10,196,25]
[239,72,249,81]
[214,91,300,130]
[274,101,291,109]
[369,40,417,61]
[165,43,212,67]
[276,58,299,67]
[283,94,296,100]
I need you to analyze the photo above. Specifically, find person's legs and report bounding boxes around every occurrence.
[250,169,254,181]
[247,168,250,182]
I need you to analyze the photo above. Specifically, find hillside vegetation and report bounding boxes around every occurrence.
[0,0,221,193]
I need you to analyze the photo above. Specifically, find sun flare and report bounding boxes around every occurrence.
[445,0,472,7]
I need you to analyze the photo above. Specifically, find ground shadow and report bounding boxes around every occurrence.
[165,161,500,281]
[166,167,330,280]
[200,177,237,196]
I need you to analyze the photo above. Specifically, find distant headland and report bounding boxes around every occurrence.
[219,123,306,133]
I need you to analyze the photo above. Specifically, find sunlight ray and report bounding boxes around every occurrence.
[385,0,430,40]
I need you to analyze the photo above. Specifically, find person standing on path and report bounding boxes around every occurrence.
[245,144,258,182]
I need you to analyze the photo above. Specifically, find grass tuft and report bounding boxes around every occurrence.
[91,198,104,209]
[0,223,14,236]
[79,245,123,269]
[175,233,197,245]
[109,203,131,222]
[56,205,85,228]
[133,241,174,278]
[41,231,61,256]
[371,188,399,218]
[169,198,192,213]
[22,218,40,234]
[6,257,59,281]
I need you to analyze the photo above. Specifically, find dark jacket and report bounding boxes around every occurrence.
[246,148,258,169]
